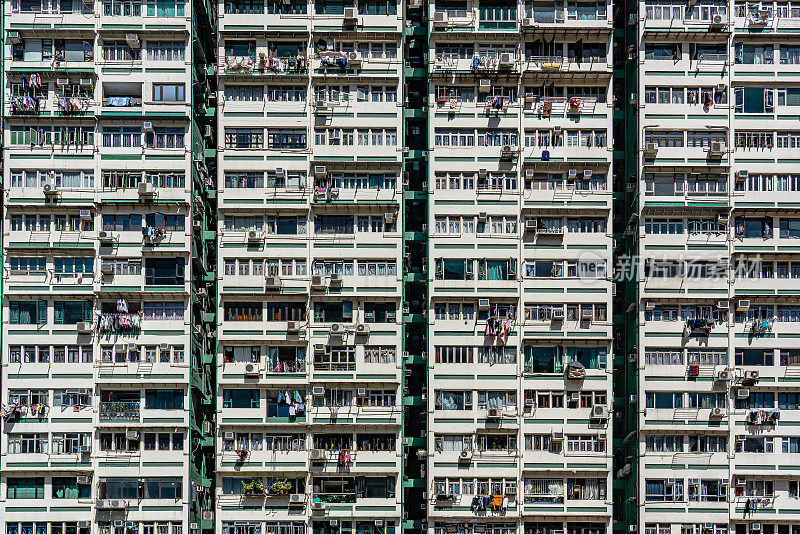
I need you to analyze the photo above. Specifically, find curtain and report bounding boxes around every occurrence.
[486,260,507,281]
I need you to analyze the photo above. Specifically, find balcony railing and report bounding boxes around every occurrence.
[314,492,356,503]
[99,401,140,421]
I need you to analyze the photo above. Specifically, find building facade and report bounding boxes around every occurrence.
[5,0,800,533]
[635,2,800,534]
[0,0,217,531]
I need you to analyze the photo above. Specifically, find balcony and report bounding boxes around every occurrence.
[221,55,309,76]
[99,401,140,421]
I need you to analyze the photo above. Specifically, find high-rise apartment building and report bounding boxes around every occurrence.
[4,0,800,533]
[0,0,218,531]
[632,2,800,534]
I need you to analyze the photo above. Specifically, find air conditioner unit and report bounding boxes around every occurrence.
[746,370,760,381]
[581,309,594,320]
[100,263,115,275]
[348,51,362,67]
[244,363,258,376]
[9,31,22,44]
[569,392,581,402]
[718,213,729,223]
[717,370,732,381]
[735,476,746,486]
[357,388,366,396]
[77,475,91,484]
[356,323,369,334]
[310,449,327,460]
[265,275,281,288]
[202,511,214,521]
[311,501,326,510]
[644,142,658,154]
[287,321,300,332]
[478,298,490,309]
[551,308,564,320]
[125,33,141,49]
[375,522,384,528]
[76,322,91,334]
[478,212,488,221]
[290,493,306,503]
[709,141,725,155]
[43,183,57,196]
[80,78,93,86]
[114,522,124,528]
[248,230,263,242]
[138,182,154,197]
[478,168,488,179]
[711,14,726,24]
[501,145,518,156]
[736,388,750,398]
[551,431,564,441]
[343,6,356,18]
[224,432,234,440]
[479,79,491,93]
[568,169,578,177]
[459,449,473,460]
[645,301,655,311]
[736,434,747,442]
[499,52,514,66]
[717,300,729,310]
[143,121,154,132]
[737,170,749,181]
[711,407,725,418]
[314,166,327,178]
[78,209,93,221]
[526,218,538,230]
[312,386,325,395]
[433,11,448,25]
[591,405,609,419]
[752,525,762,532]
[329,323,344,335]
[57,78,69,86]
[487,408,501,418]
[311,274,326,288]
[384,212,395,224]
[203,421,212,435]
[737,299,751,311]
[314,344,325,354]
[126,430,139,440]
[315,99,329,111]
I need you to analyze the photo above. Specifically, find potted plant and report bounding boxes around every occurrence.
[269,479,292,496]
[242,479,266,496]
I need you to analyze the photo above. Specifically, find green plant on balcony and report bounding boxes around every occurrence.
[242,479,266,496]
[269,479,292,496]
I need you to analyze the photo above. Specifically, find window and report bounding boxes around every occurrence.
[52,477,91,499]
[6,478,45,499]
[103,40,140,61]
[268,128,306,149]
[9,301,47,325]
[225,128,264,148]
[144,258,184,285]
[144,390,184,410]
[153,84,185,102]
[645,392,683,408]
[52,432,91,454]
[147,41,185,61]
[364,346,396,364]
[145,127,185,148]
[644,479,684,502]
[223,389,260,408]
[225,0,263,12]
[434,390,473,410]
[98,478,183,499]
[7,433,48,454]
[53,300,92,324]
[224,303,264,322]
[267,216,306,235]
[102,126,142,148]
